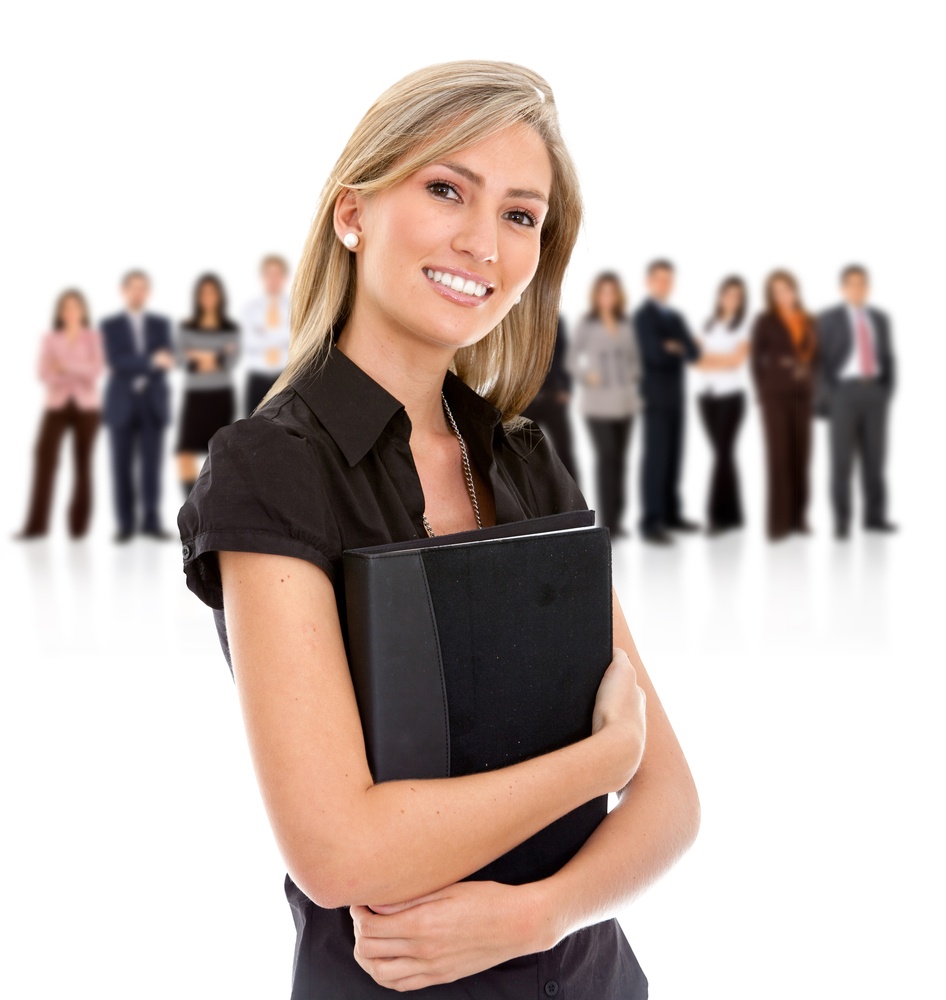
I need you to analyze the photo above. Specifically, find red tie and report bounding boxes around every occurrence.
[855,310,876,377]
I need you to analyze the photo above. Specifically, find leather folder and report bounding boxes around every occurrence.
[343,510,613,885]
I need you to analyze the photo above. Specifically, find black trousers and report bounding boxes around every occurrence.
[522,391,580,485]
[828,381,890,530]
[22,402,100,537]
[698,391,745,530]
[639,405,685,533]
[586,417,633,532]
[108,393,165,534]
[245,370,281,417]
[760,391,812,540]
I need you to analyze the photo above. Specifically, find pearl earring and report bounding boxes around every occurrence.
[515,294,522,304]
[342,232,359,249]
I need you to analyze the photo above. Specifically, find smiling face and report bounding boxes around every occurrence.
[771,277,798,312]
[337,124,552,354]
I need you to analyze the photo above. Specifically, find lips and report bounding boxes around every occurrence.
[423,267,492,299]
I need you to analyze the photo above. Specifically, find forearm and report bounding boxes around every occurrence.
[530,757,699,949]
[298,728,620,909]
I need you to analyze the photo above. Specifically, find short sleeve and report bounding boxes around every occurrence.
[178,416,339,609]
[503,418,589,517]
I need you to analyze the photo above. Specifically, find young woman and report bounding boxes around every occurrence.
[751,269,818,540]
[566,272,642,538]
[16,289,103,539]
[695,276,751,534]
[174,273,240,497]
[179,61,699,998]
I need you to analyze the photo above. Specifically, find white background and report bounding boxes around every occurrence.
[2,2,944,997]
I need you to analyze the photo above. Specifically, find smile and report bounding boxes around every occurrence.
[423,267,493,302]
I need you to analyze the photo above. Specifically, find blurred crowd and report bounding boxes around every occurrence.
[527,260,896,543]
[14,257,897,546]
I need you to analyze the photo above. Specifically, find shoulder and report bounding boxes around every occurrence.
[99,314,122,333]
[501,418,587,516]
[178,401,338,609]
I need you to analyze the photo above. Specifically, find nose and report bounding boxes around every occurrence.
[450,205,499,264]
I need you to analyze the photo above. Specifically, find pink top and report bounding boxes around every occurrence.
[38,328,105,411]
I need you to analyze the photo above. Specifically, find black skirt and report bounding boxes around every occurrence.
[176,387,235,454]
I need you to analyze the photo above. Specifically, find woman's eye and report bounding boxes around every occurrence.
[504,209,538,228]
[427,181,460,201]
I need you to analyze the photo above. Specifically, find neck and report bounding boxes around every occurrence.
[335,305,454,438]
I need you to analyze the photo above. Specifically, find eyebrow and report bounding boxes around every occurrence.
[435,161,549,205]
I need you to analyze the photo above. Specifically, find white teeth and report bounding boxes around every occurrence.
[425,269,490,298]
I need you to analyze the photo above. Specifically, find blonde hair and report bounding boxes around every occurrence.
[262,60,583,423]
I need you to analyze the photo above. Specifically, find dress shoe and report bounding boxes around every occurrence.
[114,530,134,544]
[13,530,45,541]
[666,518,700,533]
[835,526,850,541]
[865,522,898,533]
[610,527,631,540]
[142,528,174,541]
[641,529,674,545]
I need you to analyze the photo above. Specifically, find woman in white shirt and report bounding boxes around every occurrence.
[695,276,750,534]
[241,255,292,416]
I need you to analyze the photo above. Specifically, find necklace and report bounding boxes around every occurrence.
[422,391,483,538]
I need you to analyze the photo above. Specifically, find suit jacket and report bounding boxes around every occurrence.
[101,312,173,428]
[633,300,700,409]
[750,311,818,400]
[815,304,895,415]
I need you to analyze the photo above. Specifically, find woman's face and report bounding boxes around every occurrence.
[771,278,798,312]
[720,284,743,317]
[343,124,553,353]
[198,281,221,314]
[59,295,84,328]
[595,280,620,317]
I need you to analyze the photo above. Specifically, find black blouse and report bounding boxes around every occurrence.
[178,343,648,999]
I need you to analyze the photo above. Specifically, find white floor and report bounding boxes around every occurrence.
[2,403,942,999]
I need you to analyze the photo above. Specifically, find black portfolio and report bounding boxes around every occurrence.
[342,510,613,885]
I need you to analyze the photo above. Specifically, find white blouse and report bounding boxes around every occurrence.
[697,319,749,396]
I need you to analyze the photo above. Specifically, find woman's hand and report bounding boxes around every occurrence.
[591,647,647,790]
[351,880,549,991]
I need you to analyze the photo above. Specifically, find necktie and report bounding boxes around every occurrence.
[855,310,876,377]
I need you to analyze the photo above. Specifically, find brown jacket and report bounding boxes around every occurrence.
[750,311,818,398]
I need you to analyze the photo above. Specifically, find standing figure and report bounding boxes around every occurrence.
[242,254,292,416]
[101,270,175,542]
[751,270,818,541]
[816,265,897,539]
[16,289,104,540]
[634,259,701,545]
[522,314,580,484]
[175,273,240,498]
[566,272,641,537]
[694,276,751,535]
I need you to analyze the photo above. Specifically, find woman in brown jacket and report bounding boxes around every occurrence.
[751,270,818,540]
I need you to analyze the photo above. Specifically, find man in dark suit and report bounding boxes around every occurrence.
[523,315,580,485]
[816,265,897,539]
[634,260,701,544]
[101,270,175,542]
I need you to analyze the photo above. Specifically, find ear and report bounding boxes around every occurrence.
[334,189,365,244]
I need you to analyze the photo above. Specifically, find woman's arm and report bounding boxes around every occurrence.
[695,339,750,371]
[220,549,644,911]
[349,587,699,990]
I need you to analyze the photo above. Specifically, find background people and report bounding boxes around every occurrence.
[101,270,175,542]
[175,273,240,498]
[634,260,701,544]
[241,255,292,416]
[16,290,103,540]
[694,276,751,535]
[522,314,580,484]
[751,269,818,541]
[816,265,897,539]
[566,273,641,536]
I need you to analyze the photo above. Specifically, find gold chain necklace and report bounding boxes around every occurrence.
[422,391,483,538]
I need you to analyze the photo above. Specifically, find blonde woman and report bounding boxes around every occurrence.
[179,61,698,997]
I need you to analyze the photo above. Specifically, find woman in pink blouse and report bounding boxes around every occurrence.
[16,289,104,539]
